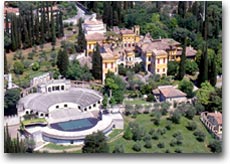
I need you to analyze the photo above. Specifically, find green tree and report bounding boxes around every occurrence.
[208,140,222,153]
[102,95,108,109]
[132,142,142,152]
[103,72,125,104]
[92,44,102,80]
[178,79,194,98]
[207,90,222,112]
[4,51,8,74]
[13,61,24,75]
[171,110,181,124]
[177,37,187,80]
[32,62,40,71]
[57,48,69,77]
[185,60,198,75]
[123,127,132,140]
[66,60,93,81]
[196,81,215,106]
[76,18,86,53]
[4,88,21,116]
[185,106,196,120]
[209,56,217,86]
[113,144,125,153]
[82,131,109,153]
[167,61,178,76]
[51,5,56,49]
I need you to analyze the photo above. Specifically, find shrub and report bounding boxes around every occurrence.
[123,127,132,140]
[208,140,222,153]
[146,94,155,102]
[144,140,152,149]
[148,129,155,135]
[143,134,152,141]
[186,121,197,131]
[165,121,172,130]
[27,52,35,60]
[165,149,170,153]
[171,110,181,124]
[132,142,142,152]
[152,133,159,140]
[23,60,31,69]
[175,148,182,153]
[170,139,177,147]
[13,61,24,75]
[185,107,196,120]
[32,62,40,71]
[193,130,206,142]
[153,118,160,126]
[157,142,165,148]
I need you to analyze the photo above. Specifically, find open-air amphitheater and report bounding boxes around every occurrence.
[17,79,124,145]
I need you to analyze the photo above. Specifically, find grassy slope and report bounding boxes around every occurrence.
[108,114,213,153]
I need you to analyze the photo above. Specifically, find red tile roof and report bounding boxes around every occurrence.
[208,112,222,125]
[120,29,134,35]
[85,33,105,41]
[158,85,187,98]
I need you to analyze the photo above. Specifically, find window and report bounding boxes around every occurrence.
[40,113,44,117]
[157,59,160,64]
[26,111,29,115]
[93,104,96,107]
[163,68,165,72]
[111,63,113,69]
[148,57,151,61]
[56,105,59,109]
[78,106,81,110]
[89,106,92,109]
[61,85,64,90]
[64,104,68,108]
[48,87,51,92]
[84,108,87,112]
[163,58,166,63]
[45,114,49,117]
[89,44,91,49]
[105,63,107,69]
[157,69,160,73]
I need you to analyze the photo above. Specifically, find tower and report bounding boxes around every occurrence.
[134,25,140,36]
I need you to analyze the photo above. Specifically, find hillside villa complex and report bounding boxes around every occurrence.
[82,15,197,83]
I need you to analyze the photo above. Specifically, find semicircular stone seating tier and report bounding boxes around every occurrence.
[22,88,102,114]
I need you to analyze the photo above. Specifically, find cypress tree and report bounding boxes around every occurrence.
[92,44,102,80]
[59,11,64,37]
[10,14,17,51]
[51,5,56,49]
[40,2,45,45]
[198,2,208,87]
[34,7,40,45]
[46,1,50,41]
[5,11,9,34]
[209,56,217,86]
[76,19,86,53]
[4,50,8,74]
[57,48,69,77]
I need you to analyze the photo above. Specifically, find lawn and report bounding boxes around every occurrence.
[108,114,214,153]
[44,143,79,150]
[22,118,47,126]
[124,99,151,106]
